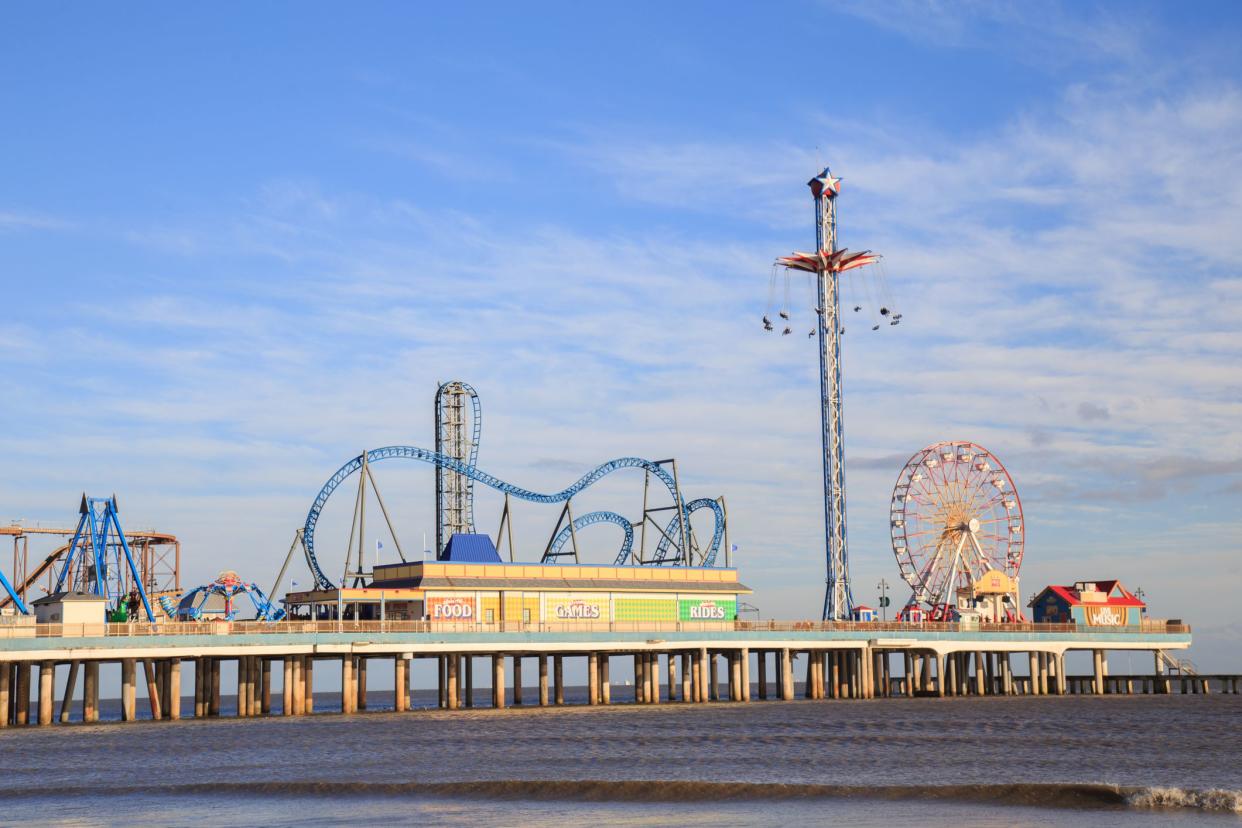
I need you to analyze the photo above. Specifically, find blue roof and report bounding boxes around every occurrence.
[440,533,502,563]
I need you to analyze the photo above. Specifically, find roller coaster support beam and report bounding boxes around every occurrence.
[496,493,516,562]
[0,567,28,615]
[269,529,304,605]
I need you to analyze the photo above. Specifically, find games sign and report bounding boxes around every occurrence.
[547,597,607,621]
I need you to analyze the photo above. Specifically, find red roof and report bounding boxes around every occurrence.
[1041,582,1145,607]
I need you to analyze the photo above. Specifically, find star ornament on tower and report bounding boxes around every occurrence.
[808,169,842,200]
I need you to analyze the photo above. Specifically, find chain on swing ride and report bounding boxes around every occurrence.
[767,167,902,621]
[269,381,731,597]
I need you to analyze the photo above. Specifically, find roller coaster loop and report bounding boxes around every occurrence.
[303,446,725,590]
[543,499,726,568]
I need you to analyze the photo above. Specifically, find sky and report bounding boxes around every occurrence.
[1,1,1240,669]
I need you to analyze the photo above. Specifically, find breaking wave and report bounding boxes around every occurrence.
[0,780,1238,812]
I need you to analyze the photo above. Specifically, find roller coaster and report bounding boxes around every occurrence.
[1,501,180,618]
[292,381,730,592]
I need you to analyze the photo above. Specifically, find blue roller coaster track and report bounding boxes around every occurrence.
[303,447,726,591]
[544,499,726,568]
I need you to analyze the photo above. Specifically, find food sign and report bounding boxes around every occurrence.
[427,596,476,621]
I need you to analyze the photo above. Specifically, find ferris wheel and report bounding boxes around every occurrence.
[890,441,1025,621]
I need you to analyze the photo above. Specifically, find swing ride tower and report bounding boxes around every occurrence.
[776,168,881,621]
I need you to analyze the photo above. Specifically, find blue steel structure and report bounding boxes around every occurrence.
[54,494,155,622]
[0,567,29,615]
[800,169,856,621]
[543,497,726,567]
[303,448,725,591]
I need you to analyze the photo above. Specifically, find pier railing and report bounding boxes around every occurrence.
[0,618,1191,640]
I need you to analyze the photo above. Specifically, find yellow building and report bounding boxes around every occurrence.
[283,560,751,625]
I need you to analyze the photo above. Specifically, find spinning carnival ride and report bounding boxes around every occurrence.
[283,381,730,594]
[170,571,284,621]
[890,441,1025,621]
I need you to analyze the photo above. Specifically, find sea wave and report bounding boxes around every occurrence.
[0,780,1237,812]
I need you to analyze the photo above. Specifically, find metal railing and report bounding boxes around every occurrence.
[0,617,1191,640]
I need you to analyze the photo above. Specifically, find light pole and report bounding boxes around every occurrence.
[877,578,890,622]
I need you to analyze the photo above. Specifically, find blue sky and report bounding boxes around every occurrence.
[2,2,1240,667]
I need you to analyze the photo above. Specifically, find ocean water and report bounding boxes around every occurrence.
[1,693,1239,826]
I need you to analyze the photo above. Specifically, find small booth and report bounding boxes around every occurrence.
[850,604,877,622]
[1029,580,1145,626]
[31,591,108,625]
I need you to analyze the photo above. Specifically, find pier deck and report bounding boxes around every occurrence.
[0,619,1214,727]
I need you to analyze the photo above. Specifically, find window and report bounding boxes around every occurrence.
[523,608,532,623]
[485,609,495,623]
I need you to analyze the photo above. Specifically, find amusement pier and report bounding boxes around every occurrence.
[0,168,1226,728]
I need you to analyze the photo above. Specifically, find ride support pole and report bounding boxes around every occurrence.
[236,657,248,717]
[59,661,79,723]
[394,657,408,712]
[13,662,30,725]
[121,659,136,722]
[446,654,458,710]
[36,661,53,726]
[260,658,271,715]
[667,652,677,702]
[161,660,173,718]
[341,656,354,714]
[492,654,505,709]
[84,661,99,722]
[169,659,181,720]
[143,660,162,720]
[437,656,445,708]
[290,657,303,716]
[779,648,793,701]
[210,658,221,716]
[0,662,9,728]
[303,656,314,714]
[741,648,751,702]
[725,650,735,705]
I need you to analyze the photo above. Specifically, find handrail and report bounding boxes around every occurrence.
[0,618,1191,640]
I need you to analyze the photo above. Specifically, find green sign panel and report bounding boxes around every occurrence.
[678,598,736,622]
[613,598,678,622]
